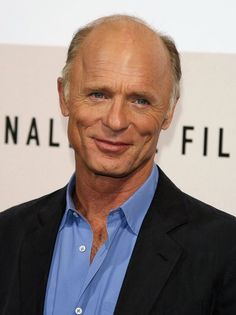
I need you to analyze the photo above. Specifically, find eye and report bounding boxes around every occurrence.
[134,98,150,105]
[89,92,106,100]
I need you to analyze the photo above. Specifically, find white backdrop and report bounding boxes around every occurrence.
[0,0,235,214]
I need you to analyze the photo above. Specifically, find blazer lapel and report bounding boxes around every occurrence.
[114,168,188,315]
[20,187,66,315]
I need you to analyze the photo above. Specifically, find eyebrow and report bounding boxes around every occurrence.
[83,85,111,94]
[129,91,156,100]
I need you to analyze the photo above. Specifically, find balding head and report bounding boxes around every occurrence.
[61,15,181,108]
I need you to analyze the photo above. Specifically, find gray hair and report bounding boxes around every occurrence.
[61,14,181,108]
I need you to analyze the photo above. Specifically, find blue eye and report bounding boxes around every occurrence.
[90,92,105,99]
[135,98,150,105]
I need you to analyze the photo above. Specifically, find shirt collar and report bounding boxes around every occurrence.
[59,174,76,230]
[119,164,158,235]
[62,165,159,234]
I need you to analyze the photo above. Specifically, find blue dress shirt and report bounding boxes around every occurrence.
[44,165,158,315]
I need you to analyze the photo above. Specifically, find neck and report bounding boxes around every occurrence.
[73,160,154,221]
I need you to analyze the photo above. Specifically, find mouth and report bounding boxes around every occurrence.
[93,138,131,153]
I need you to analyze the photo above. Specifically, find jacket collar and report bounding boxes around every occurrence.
[114,167,188,315]
[20,186,67,314]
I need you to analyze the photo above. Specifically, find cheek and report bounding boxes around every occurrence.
[70,103,100,130]
[134,111,165,140]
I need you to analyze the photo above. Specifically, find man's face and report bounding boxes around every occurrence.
[59,24,176,178]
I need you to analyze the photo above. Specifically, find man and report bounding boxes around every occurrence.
[0,15,236,315]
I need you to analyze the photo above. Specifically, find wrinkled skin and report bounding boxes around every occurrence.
[58,21,176,188]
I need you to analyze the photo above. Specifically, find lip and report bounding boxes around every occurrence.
[93,138,131,153]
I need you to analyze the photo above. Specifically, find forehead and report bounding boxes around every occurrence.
[71,21,172,89]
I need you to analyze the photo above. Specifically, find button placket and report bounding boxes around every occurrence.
[79,245,86,252]
[75,306,83,314]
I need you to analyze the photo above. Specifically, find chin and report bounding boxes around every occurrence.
[88,162,135,179]
[94,169,131,178]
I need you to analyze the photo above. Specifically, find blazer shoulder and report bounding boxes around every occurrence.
[181,191,236,249]
[158,167,236,246]
[0,186,67,232]
[182,191,236,224]
[158,166,236,224]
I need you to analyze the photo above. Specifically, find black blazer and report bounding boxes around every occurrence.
[1,168,236,315]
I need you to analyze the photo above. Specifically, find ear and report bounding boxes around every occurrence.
[57,77,69,116]
[161,103,176,130]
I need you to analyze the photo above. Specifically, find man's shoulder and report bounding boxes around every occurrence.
[183,191,236,231]
[173,189,236,258]
[158,167,236,241]
[0,186,67,230]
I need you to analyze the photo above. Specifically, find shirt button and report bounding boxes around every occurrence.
[73,212,79,218]
[75,307,83,314]
[79,245,86,252]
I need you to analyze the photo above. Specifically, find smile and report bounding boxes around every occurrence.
[93,138,131,153]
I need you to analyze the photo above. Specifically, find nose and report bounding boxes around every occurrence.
[102,97,129,131]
